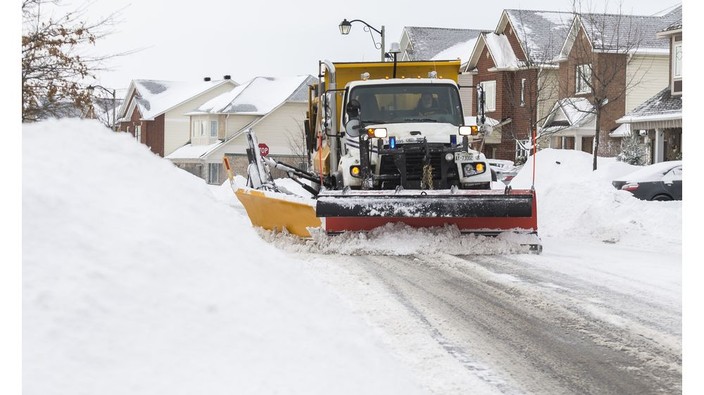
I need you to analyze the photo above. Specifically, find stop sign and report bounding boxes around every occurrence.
[258,143,269,157]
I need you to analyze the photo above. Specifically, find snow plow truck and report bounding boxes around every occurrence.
[228,58,541,252]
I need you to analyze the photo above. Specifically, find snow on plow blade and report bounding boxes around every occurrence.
[317,188,538,236]
[234,186,321,238]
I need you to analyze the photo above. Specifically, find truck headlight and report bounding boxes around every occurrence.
[367,127,387,138]
[463,162,487,177]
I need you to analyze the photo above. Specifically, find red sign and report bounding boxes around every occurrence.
[258,143,269,157]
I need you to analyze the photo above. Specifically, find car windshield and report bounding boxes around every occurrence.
[346,84,464,126]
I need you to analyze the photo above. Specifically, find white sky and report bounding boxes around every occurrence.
[75,0,683,93]
[18,118,692,394]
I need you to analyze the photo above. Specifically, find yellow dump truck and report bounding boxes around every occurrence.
[233,58,541,252]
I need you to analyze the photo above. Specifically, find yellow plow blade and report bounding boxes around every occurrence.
[234,186,321,238]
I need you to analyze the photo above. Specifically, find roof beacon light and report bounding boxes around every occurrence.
[361,72,370,80]
[389,136,397,149]
[428,71,438,79]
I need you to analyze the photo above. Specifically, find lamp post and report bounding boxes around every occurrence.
[87,84,117,131]
[339,18,385,62]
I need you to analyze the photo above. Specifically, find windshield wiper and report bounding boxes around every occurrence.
[363,119,386,125]
[404,118,437,123]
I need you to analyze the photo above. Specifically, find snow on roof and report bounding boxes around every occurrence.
[504,10,574,63]
[196,75,315,115]
[484,33,520,69]
[609,123,631,138]
[404,27,485,61]
[579,5,681,53]
[431,37,479,63]
[618,87,682,124]
[165,140,223,160]
[542,97,596,132]
[131,79,231,120]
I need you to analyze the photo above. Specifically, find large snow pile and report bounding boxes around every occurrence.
[511,149,682,248]
[23,119,424,395]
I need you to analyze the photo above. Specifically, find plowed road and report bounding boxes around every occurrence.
[306,240,681,394]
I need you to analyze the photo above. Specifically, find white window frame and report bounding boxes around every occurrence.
[576,64,592,94]
[210,120,218,138]
[480,80,496,112]
[200,121,205,137]
[135,125,141,142]
[516,139,530,160]
[673,41,682,79]
[520,78,526,107]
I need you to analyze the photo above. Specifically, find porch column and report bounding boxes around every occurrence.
[574,134,583,151]
[654,128,665,163]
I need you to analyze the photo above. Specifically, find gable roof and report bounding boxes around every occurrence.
[542,97,596,133]
[501,9,574,64]
[402,27,485,63]
[192,75,316,115]
[559,5,681,59]
[120,79,237,121]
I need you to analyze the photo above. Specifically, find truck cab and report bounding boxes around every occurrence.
[337,78,492,190]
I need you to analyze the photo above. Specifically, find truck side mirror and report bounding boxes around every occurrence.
[345,119,362,137]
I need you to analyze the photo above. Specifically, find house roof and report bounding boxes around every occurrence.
[501,9,575,63]
[123,79,237,121]
[483,33,521,70]
[542,97,596,133]
[562,5,681,57]
[617,87,682,125]
[402,27,485,63]
[193,75,316,115]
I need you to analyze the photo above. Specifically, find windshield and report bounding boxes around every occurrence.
[346,83,464,126]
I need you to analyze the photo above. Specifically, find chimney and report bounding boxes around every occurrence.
[204,77,211,82]
[224,75,231,80]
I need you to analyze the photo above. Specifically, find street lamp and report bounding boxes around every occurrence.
[87,84,117,131]
[339,18,385,62]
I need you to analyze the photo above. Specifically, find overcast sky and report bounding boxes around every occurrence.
[73,0,682,94]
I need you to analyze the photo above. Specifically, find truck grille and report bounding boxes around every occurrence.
[377,144,459,187]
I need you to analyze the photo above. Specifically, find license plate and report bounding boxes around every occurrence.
[454,152,474,161]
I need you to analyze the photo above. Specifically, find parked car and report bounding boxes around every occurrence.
[612,160,682,201]
[487,159,519,184]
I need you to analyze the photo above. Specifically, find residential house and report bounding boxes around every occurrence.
[615,14,682,163]
[398,26,486,117]
[543,5,680,156]
[464,9,574,161]
[116,77,238,157]
[166,75,317,185]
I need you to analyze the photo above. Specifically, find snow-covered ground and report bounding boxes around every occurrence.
[20,119,691,394]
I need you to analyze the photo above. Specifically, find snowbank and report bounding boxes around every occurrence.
[22,119,424,395]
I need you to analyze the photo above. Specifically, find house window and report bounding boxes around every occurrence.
[191,121,196,138]
[576,64,592,94]
[480,80,496,112]
[673,41,682,79]
[520,78,526,107]
[200,121,205,136]
[135,125,142,142]
[208,163,220,184]
[516,139,530,160]
[210,120,218,138]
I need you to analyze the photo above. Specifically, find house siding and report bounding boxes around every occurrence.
[625,55,669,112]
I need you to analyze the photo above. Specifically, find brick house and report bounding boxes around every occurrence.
[543,6,680,156]
[463,10,573,162]
[116,77,238,157]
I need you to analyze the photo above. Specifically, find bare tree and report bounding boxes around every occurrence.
[564,1,647,170]
[22,0,121,122]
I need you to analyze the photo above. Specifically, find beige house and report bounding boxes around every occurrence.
[166,75,317,184]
